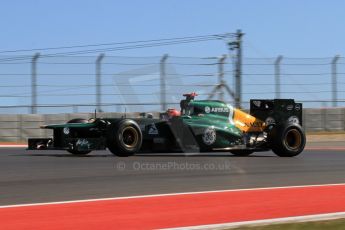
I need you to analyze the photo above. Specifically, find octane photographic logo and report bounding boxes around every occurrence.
[202,126,216,145]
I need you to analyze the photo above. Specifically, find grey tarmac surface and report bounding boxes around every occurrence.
[0,148,344,206]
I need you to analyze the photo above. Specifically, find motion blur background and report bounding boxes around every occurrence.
[1,0,345,141]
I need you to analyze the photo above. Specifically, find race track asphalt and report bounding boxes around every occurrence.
[0,148,344,206]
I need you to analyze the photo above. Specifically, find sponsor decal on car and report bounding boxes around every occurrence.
[295,104,301,111]
[265,117,276,125]
[63,127,70,135]
[245,122,265,128]
[287,104,294,111]
[148,123,159,135]
[204,106,211,113]
[76,139,90,149]
[288,116,299,124]
[235,121,265,128]
[252,100,262,107]
[202,126,216,145]
[204,106,229,113]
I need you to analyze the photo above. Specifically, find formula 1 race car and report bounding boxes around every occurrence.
[28,93,306,157]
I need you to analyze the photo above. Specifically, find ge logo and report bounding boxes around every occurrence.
[202,127,216,145]
[204,106,211,113]
[63,127,70,135]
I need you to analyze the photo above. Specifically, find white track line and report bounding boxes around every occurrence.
[1,183,345,209]
[163,212,345,230]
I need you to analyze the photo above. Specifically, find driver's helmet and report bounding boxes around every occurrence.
[167,108,181,118]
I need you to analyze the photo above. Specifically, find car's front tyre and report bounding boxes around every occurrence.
[106,119,142,157]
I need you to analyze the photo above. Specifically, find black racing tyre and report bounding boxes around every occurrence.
[269,123,306,157]
[67,149,91,155]
[230,150,254,156]
[106,119,142,157]
[66,118,91,155]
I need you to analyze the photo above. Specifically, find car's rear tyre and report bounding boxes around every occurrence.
[66,118,91,155]
[230,150,254,156]
[269,124,306,157]
[107,119,142,157]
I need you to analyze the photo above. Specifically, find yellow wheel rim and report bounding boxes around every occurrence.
[284,129,302,150]
[121,126,139,148]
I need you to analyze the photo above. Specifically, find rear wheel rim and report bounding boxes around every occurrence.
[284,129,302,151]
[121,126,139,149]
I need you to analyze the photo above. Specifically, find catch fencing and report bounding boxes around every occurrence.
[1,55,345,114]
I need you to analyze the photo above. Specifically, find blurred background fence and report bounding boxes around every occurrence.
[1,54,345,114]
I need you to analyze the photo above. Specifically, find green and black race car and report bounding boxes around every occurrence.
[28,93,306,157]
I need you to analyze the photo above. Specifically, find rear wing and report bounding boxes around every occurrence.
[249,99,303,126]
